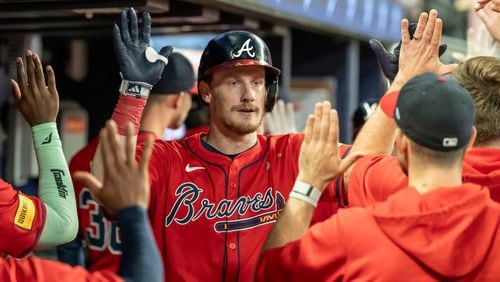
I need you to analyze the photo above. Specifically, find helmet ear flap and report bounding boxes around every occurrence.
[265,75,279,112]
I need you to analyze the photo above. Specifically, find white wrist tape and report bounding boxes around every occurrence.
[119,79,153,99]
[289,180,322,208]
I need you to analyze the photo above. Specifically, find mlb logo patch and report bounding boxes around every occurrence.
[442,137,458,147]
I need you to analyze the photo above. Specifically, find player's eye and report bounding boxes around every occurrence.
[227,80,240,87]
[252,79,265,87]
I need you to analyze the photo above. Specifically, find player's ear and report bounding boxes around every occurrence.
[466,126,477,148]
[199,81,212,105]
[172,91,186,108]
[394,128,407,154]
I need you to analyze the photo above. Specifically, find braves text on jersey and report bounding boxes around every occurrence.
[140,132,349,281]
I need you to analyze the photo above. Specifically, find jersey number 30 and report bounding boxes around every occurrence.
[79,188,122,254]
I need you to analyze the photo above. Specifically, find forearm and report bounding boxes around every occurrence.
[117,206,163,282]
[91,95,142,181]
[262,198,315,252]
[345,77,404,180]
[33,122,78,245]
[350,108,396,157]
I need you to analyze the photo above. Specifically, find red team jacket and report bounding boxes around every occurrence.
[139,132,349,281]
[257,184,500,281]
[0,256,122,282]
[0,178,46,258]
[71,132,156,272]
[347,147,500,207]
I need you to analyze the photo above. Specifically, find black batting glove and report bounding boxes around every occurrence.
[370,23,448,81]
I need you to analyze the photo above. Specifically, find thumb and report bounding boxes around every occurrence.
[10,79,21,104]
[439,63,459,75]
[159,45,174,58]
[369,39,389,57]
[73,171,103,195]
[369,39,397,80]
[438,44,448,57]
[338,152,364,175]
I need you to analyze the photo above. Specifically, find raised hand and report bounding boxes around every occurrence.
[73,121,153,216]
[477,2,500,41]
[11,50,59,126]
[369,22,447,81]
[297,101,360,191]
[264,100,297,134]
[394,10,457,87]
[475,0,500,12]
[113,8,173,96]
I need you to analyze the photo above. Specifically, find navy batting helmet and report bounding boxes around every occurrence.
[197,30,281,112]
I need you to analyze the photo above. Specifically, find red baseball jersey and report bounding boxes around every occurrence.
[0,256,122,282]
[0,178,46,258]
[140,132,349,281]
[72,132,156,272]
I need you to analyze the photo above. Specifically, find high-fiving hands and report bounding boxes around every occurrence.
[74,121,153,217]
[369,22,447,82]
[393,10,457,88]
[11,50,59,126]
[297,101,360,191]
[476,2,500,42]
[114,8,173,97]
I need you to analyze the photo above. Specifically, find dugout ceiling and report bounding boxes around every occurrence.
[0,0,402,40]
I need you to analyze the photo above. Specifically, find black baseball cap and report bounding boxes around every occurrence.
[394,72,475,151]
[151,52,195,95]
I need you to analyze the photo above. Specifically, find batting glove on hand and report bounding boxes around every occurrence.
[113,8,173,99]
[369,23,448,81]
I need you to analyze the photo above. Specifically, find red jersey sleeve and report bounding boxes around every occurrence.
[0,256,123,282]
[0,179,46,258]
[347,154,408,207]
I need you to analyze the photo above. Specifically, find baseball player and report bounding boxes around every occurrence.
[1,50,77,258]
[57,52,196,271]
[257,73,500,280]
[346,56,500,208]
[343,11,500,208]
[90,8,350,281]
[2,121,163,282]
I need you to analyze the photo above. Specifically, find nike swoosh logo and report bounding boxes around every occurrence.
[185,164,206,172]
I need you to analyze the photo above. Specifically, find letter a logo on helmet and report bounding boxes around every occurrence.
[197,30,281,112]
[232,39,256,58]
